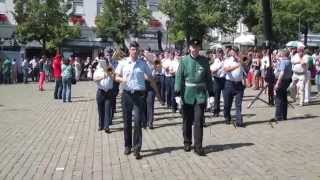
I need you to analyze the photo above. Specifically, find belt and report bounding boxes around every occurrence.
[294,71,306,75]
[124,90,145,96]
[226,80,242,84]
[185,82,206,87]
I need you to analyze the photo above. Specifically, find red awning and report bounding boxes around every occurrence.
[0,14,8,22]
[69,15,85,25]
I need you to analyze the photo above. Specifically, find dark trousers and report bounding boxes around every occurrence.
[111,82,120,118]
[146,90,155,127]
[3,72,11,84]
[54,78,62,99]
[182,103,206,149]
[23,69,28,83]
[275,80,291,120]
[213,77,225,114]
[159,75,166,103]
[32,68,39,82]
[122,91,146,152]
[96,89,113,129]
[223,80,244,125]
[165,76,177,110]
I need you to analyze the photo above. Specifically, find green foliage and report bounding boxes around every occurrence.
[242,0,320,45]
[95,0,151,48]
[159,0,242,46]
[13,0,80,52]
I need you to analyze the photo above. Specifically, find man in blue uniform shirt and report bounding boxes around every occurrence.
[115,41,162,159]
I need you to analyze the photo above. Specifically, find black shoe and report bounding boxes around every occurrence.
[149,125,154,129]
[194,148,206,156]
[124,147,131,155]
[225,119,231,125]
[134,151,142,160]
[98,127,103,131]
[104,128,111,134]
[184,145,191,152]
[203,122,208,128]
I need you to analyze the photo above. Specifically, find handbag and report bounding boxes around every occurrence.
[71,66,76,84]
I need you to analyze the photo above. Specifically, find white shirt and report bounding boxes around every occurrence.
[162,58,174,77]
[224,56,245,82]
[260,56,270,70]
[30,59,38,69]
[210,58,225,78]
[115,57,152,91]
[96,76,113,92]
[170,59,180,74]
[291,54,307,73]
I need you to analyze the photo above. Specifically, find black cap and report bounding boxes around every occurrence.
[189,39,201,46]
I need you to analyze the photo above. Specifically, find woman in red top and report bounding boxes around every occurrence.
[52,52,63,99]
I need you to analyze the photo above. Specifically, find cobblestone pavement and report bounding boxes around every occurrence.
[0,81,320,180]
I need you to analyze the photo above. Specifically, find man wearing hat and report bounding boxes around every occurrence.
[175,39,214,156]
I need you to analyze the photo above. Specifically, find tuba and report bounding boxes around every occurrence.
[112,49,126,60]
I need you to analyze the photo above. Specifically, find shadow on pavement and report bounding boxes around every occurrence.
[141,143,254,158]
[152,122,182,129]
[154,115,181,121]
[205,143,254,154]
[72,96,86,99]
[72,98,95,103]
[244,114,319,127]
[141,146,184,158]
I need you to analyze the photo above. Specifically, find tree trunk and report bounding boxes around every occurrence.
[185,33,191,53]
[42,40,46,56]
[303,23,309,46]
[120,39,128,55]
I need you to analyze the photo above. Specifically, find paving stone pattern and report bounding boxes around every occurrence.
[0,82,320,180]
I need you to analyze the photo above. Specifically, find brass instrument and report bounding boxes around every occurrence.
[112,49,126,60]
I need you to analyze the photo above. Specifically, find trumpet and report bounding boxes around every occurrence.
[112,49,126,60]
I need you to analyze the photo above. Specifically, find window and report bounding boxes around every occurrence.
[97,0,103,15]
[73,0,84,15]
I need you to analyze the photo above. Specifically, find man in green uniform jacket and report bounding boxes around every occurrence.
[174,39,214,156]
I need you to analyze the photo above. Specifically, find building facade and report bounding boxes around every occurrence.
[0,0,169,59]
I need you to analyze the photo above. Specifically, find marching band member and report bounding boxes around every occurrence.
[223,47,246,127]
[210,48,225,117]
[175,39,214,156]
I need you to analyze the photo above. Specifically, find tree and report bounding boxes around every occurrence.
[13,0,80,53]
[95,0,151,49]
[241,0,320,46]
[159,0,242,48]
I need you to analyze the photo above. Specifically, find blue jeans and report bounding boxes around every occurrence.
[316,74,320,91]
[62,77,72,102]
